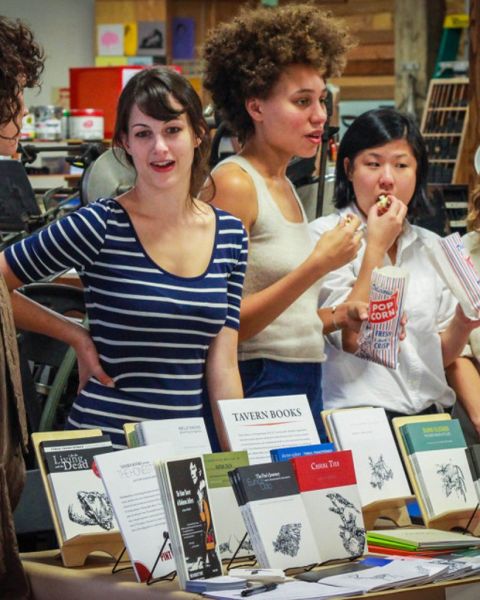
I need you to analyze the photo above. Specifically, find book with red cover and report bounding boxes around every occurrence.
[291,450,366,563]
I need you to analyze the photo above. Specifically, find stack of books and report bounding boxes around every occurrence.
[367,528,480,555]
[229,451,366,568]
[156,455,223,589]
[95,441,177,582]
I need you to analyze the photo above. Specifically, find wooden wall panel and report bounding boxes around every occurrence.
[95,0,167,24]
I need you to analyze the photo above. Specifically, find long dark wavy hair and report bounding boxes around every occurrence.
[0,16,44,131]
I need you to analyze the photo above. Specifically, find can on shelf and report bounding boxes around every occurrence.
[69,109,105,140]
[20,111,36,140]
[33,105,63,140]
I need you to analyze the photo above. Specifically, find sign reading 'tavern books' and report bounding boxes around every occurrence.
[218,395,320,464]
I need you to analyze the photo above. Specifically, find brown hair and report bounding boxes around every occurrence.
[112,67,211,199]
[0,16,44,131]
[203,3,354,144]
[467,185,480,233]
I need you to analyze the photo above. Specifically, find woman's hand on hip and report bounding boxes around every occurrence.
[73,328,115,393]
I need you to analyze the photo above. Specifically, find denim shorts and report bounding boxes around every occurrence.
[239,358,325,441]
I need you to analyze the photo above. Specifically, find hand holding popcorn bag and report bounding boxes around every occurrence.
[356,266,408,369]
[424,232,480,320]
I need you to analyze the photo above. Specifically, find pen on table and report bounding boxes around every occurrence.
[241,583,278,597]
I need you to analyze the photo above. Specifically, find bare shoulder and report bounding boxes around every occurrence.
[210,163,257,233]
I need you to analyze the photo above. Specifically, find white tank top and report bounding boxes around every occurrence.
[213,155,325,362]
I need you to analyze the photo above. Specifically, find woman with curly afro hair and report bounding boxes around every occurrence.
[0,15,44,156]
[202,3,367,436]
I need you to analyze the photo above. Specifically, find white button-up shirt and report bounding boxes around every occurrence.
[309,204,457,413]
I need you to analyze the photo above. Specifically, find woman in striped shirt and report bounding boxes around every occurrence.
[0,67,248,449]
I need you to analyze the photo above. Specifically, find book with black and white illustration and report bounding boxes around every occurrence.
[39,434,118,542]
[218,395,320,464]
[399,418,478,520]
[290,450,366,563]
[320,558,448,593]
[229,462,319,569]
[95,442,177,582]
[134,417,212,453]
[465,444,480,498]
[325,407,411,506]
[203,451,251,560]
[156,455,222,589]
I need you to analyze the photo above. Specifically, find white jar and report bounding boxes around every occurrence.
[34,105,63,140]
[69,109,104,140]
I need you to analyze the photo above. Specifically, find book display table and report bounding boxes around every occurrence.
[21,550,480,600]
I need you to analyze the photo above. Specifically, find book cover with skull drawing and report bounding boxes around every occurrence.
[400,419,478,519]
[291,450,366,563]
[229,462,319,569]
[40,435,118,541]
[326,407,411,506]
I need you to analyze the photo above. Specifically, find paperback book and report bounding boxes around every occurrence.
[134,417,212,453]
[229,462,319,569]
[203,451,251,560]
[326,407,411,506]
[366,528,480,551]
[400,418,478,519]
[218,395,320,464]
[270,443,334,462]
[39,435,118,542]
[291,450,366,562]
[465,444,480,498]
[156,455,222,589]
[95,442,177,582]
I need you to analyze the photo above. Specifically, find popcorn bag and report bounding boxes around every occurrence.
[356,266,408,369]
[424,232,480,320]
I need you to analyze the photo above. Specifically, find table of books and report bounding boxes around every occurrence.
[21,550,480,600]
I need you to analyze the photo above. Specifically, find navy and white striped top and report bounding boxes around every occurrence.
[5,199,248,448]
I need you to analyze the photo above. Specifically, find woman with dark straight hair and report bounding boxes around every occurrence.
[0,67,248,450]
[310,107,480,421]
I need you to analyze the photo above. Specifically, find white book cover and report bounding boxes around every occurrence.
[291,451,366,563]
[203,451,251,560]
[233,463,320,570]
[218,395,320,464]
[401,420,478,519]
[95,442,177,582]
[137,417,212,454]
[411,448,478,518]
[40,435,118,542]
[328,408,411,505]
[321,558,447,592]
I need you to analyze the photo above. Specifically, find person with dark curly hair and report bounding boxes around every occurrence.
[0,15,44,598]
[202,4,367,437]
[0,15,44,156]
